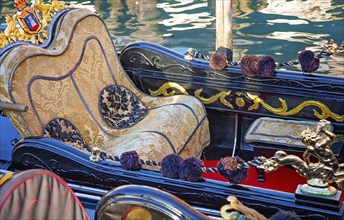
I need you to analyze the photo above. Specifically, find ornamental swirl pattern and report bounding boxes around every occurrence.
[150,82,343,122]
[247,93,344,122]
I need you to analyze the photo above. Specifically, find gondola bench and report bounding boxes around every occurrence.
[0,8,210,163]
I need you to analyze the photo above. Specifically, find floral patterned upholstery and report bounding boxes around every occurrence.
[99,85,148,129]
[245,117,333,148]
[0,9,210,163]
[44,118,91,152]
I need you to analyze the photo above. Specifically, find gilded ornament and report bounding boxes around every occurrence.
[195,89,233,108]
[149,82,234,108]
[257,120,344,195]
[149,82,189,96]
[0,0,66,49]
[247,93,343,122]
[150,83,343,122]
[235,97,245,108]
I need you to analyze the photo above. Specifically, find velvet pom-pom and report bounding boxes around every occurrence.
[209,47,233,71]
[298,50,319,73]
[256,56,276,77]
[269,210,301,220]
[217,156,248,184]
[120,151,141,171]
[210,53,228,70]
[179,157,203,181]
[240,55,259,77]
[160,154,183,179]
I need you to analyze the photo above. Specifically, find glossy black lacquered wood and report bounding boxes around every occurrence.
[120,42,344,160]
[120,42,344,128]
[12,137,344,219]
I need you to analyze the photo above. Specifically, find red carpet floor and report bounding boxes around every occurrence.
[202,160,343,202]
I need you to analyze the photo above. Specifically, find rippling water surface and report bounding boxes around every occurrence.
[1,0,343,76]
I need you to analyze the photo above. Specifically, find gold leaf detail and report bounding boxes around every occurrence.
[149,82,189,96]
[247,92,343,122]
[149,84,343,121]
[0,0,66,50]
[194,89,232,108]
[235,97,245,108]
[150,82,234,108]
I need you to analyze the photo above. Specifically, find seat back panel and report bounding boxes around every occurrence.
[2,10,140,148]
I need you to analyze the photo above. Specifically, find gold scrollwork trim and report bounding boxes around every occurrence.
[194,89,233,108]
[149,82,233,109]
[149,82,189,96]
[247,93,344,122]
[149,82,343,122]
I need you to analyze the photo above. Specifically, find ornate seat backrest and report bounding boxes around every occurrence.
[0,9,149,150]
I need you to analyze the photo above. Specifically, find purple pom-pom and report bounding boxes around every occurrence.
[217,156,248,184]
[240,55,259,77]
[120,151,141,171]
[256,56,276,78]
[269,210,300,220]
[179,157,203,181]
[298,50,319,73]
[209,47,233,71]
[161,154,183,179]
[210,53,227,70]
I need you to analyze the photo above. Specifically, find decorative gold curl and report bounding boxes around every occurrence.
[194,89,233,108]
[149,82,233,108]
[149,83,343,122]
[247,93,344,122]
[149,82,189,96]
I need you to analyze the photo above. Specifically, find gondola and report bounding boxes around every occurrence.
[0,1,343,219]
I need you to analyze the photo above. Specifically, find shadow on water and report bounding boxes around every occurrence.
[0,0,343,76]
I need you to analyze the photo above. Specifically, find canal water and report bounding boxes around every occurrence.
[1,0,343,76]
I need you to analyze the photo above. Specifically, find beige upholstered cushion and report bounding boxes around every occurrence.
[245,117,333,148]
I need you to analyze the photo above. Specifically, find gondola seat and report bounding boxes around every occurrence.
[0,8,210,163]
[0,169,89,220]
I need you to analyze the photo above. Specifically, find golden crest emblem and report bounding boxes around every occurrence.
[15,0,43,34]
[0,0,66,49]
